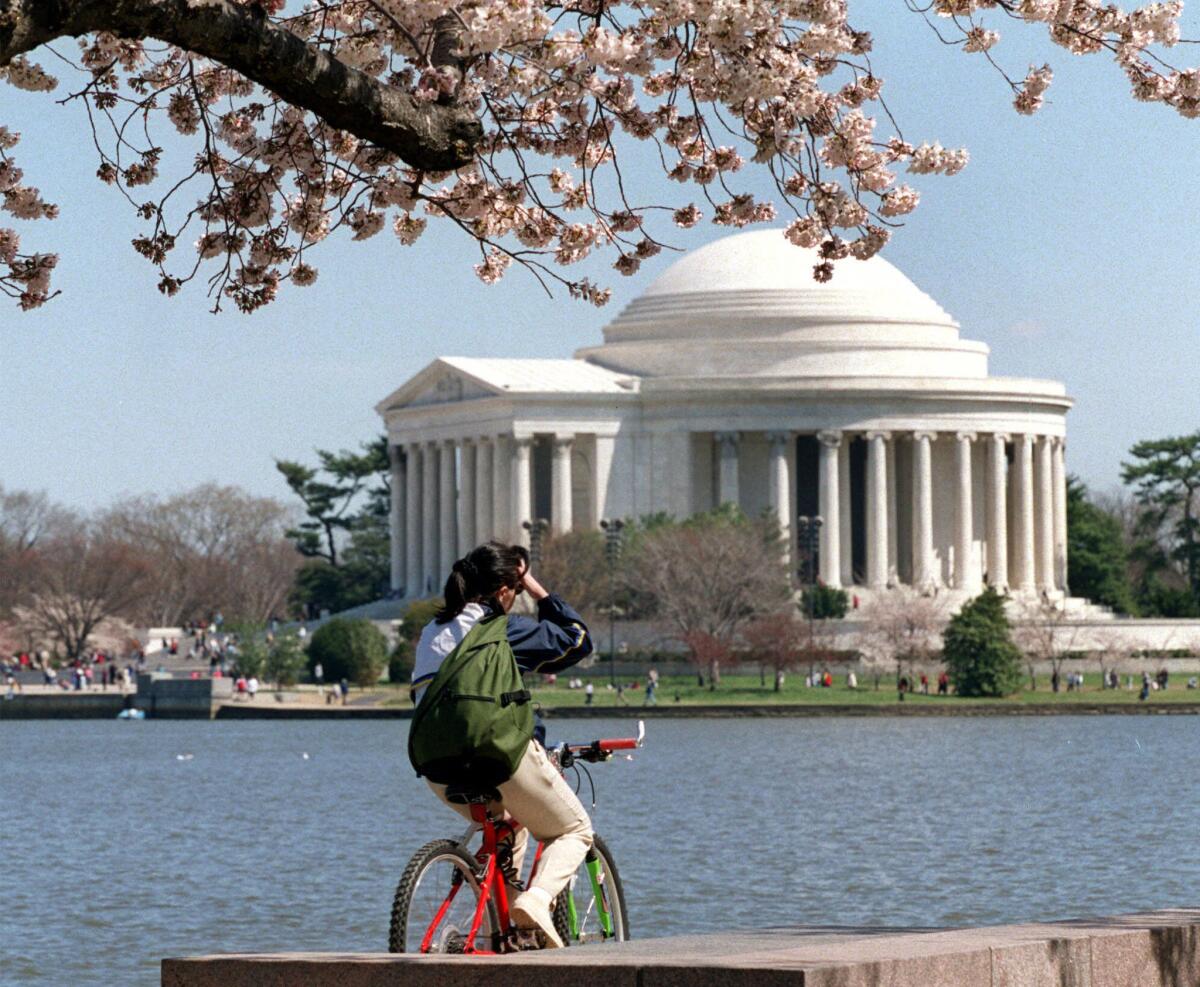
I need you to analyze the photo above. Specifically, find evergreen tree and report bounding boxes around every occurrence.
[942,588,1023,698]
[1066,476,1135,614]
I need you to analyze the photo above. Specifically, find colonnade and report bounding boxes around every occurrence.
[712,429,1068,596]
[387,428,1068,600]
[388,433,586,597]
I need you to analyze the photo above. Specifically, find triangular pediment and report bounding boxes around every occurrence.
[375,359,502,414]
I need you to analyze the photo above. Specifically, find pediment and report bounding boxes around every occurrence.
[375,359,500,414]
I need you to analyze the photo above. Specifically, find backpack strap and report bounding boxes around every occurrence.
[499,688,531,708]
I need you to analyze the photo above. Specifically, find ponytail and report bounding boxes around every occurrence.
[435,542,527,623]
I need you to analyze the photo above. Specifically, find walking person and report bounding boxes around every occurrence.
[644,668,658,706]
[409,541,593,948]
[584,681,594,706]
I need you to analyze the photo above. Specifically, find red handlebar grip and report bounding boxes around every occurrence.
[598,738,638,750]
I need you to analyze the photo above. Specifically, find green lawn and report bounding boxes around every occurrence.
[523,671,1200,707]
[377,670,1200,708]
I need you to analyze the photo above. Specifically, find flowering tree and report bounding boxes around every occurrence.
[0,0,1194,311]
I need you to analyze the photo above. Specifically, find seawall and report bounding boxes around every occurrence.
[162,908,1200,986]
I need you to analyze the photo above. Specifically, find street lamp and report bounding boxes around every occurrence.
[797,515,824,683]
[600,518,626,687]
[522,518,549,567]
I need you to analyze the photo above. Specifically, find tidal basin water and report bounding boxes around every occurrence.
[5,715,1200,984]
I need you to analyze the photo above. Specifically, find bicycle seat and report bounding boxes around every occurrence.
[444,784,500,805]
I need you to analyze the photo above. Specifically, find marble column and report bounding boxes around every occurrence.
[817,431,842,588]
[492,435,511,543]
[440,438,457,573]
[839,438,853,586]
[551,434,574,534]
[886,437,898,583]
[458,438,476,556]
[955,433,979,593]
[388,443,405,594]
[1035,435,1055,592]
[912,430,935,590]
[405,441,422,597]
[512,437,533,547]
[986,433,1009,591]
[866,431,890,590]
[1013,433,1036,593]
[421,441,439,595]
[715,432,740,507]
[767,431,793,573]
[475,437,494,543]
[1052,438,1068,592]
[593,434,616,526]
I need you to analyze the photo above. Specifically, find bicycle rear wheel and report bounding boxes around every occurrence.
[389,839,498,953]
[558,833,629,944]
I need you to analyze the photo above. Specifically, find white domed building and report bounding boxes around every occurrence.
[377,229,1072,603]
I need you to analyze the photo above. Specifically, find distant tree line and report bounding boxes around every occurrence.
[0,483,300,661]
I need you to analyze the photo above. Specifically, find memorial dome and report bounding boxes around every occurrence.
[576,228,989,379]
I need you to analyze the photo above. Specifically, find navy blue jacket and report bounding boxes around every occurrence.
[504,594,593,674]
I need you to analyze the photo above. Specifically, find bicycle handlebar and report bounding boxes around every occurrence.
[557,720,645,765]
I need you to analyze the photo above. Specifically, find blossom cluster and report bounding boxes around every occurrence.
[0,0,1196,309]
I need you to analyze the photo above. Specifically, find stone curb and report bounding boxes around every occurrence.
[162,909,1200,987]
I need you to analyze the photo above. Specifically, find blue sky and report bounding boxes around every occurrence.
[1,8,1197,512]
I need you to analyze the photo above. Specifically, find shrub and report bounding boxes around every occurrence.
[233,638,267,679]
[307,618,387,687]
[386,597,442,685]
[800,584,850,620]
[942,588,1023,698]
[266,634,306,688]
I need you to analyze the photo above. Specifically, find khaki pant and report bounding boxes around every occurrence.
[427,740,593,901]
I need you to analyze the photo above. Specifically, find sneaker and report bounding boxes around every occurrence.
[509,888,563,949]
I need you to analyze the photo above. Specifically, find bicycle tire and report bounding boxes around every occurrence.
[562,832,629,944]
[389,838,498,953]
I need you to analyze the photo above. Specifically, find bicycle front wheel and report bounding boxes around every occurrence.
[559,832,629,944]
[389,839,498,953]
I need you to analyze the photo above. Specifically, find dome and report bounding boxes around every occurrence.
[575,229,988,380]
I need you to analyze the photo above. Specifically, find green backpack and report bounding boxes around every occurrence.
[407,612,534,788]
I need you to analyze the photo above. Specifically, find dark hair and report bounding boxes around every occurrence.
[435,541,530,624]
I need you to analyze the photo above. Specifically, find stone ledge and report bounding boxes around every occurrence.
[162,908,1200,987]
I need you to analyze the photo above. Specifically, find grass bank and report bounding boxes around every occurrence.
[380,671,1200,710]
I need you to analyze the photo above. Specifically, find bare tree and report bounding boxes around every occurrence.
[741,611,806,692]
[17,520,153,661]
[1012,597,1081,691]
[0,485,71,616]
[856,587,949,690]
[100,484,301,625]
[537,530,609,619]
[626,512,790,689]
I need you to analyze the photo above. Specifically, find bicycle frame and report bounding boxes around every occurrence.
[417,725,643,954]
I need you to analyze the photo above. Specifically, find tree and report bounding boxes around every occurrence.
[388,595,442,684]
[742,612,806,691]
[625,506,790,688]
[1122,431,1200,611]
[942,587,1023,698]
[18,519,153,661]
[1066,476,1135,615]
[0,485,69,616]
[100,483,301,625]
[537,530,609,617]
[265,633,307,688]
[855,587,948,689]
[306,616,387,686]
[800,584,850,620]
[277,437,389,567]
[2,0,1195,311]
[279,436,392,615]
[1012,596,1080,691]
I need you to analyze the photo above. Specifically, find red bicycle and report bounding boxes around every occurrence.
[388,723,643,953]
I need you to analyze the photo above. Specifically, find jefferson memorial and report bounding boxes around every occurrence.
[377,229,1071,603]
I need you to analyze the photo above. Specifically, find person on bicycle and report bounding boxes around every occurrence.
[411,540,594,948]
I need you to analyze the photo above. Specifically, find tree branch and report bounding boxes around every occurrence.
[0,0,481,171]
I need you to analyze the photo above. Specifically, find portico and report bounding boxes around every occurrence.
[377,230,1073,603]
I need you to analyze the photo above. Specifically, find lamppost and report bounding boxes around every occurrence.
[600,518,625,687]
[797,515,823,683]
[522,518,549,567]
